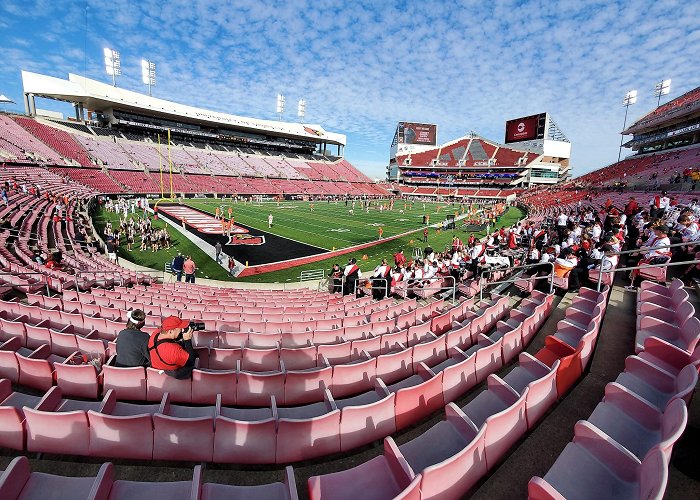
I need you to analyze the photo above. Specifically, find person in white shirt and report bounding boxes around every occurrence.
[371,259,391,299]
[628,225,671,288]
[343,258,362,296]
[556,212,568,242]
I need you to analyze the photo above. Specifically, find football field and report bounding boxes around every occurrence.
[96,199,522,283]
[185,198,470,250]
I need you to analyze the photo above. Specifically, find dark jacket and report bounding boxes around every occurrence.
[115,328,150,367]
[172,255,185,272]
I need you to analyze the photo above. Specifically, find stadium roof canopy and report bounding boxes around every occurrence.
[21,70,346,147]
[623,85,700,135]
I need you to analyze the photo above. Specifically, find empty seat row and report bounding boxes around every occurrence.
[635,279,700,354]
[309,354,560,500]
[529,341,698,499]
[0,455,298,500]
[0,293,549,464]
[308,288,601,499]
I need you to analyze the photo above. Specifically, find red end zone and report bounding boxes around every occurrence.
[157,204,264,245]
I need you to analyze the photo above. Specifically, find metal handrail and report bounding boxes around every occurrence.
[595,240,699,291]
[402,275,457,303]
[596,259,700,291]
[477,261,556,302]
[74,270,125,292]
[0,271,50,295]
[354,277,390,300]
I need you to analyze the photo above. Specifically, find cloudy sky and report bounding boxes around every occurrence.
[0,0,698,179]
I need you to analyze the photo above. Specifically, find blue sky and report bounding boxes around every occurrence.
[0,0,698,179]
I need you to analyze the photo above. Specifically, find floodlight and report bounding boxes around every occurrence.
[104,48,121,86]
[298,98,306,120]
[276,94,285,114]
[141,59,156,95]
[654,79,671,96]
[654,78,672,106]
[618,89,637,162]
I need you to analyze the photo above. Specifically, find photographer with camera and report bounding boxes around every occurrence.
[147,315,203,379]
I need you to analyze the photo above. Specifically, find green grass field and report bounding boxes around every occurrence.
[93,208,237,281]
[185,198,470,250]
[93,200,524,284]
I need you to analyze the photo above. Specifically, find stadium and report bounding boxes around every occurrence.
[0,2,699,499]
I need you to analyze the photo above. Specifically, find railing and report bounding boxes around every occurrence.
[595,240,699,291]
[74,270,126,292]
[0,271,50,296]
[401,275,457,303]
[300,269,325,283]
[353,277,390,300]
[477,261,556,302]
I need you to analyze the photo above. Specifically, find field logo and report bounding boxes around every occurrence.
[226,234,265,245]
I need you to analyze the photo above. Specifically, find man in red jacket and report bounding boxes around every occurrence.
[148,315,197,379]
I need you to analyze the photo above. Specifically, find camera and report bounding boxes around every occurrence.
[189,321,206,332]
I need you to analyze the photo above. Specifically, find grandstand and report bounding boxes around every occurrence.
[387,114,571,201]
[7,71,387,198]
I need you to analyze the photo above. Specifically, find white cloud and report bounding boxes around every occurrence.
[0,0,698,180]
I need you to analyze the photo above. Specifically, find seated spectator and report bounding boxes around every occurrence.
[627,225,672,289]
[148,315,197,379]
[45,251,63,270]
[371,259,392,300]
[115,309,150,368]
[553,247,578,287]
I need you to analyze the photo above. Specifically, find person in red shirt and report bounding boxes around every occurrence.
[394,249,406,267]
[147,316,197,379]
[183,256,197,283]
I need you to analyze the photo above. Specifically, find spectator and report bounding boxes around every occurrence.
[171,253,185,281]
[343,258,362,296]
[183,255,197,283]
[394,249,406,267]
[228,257,236,276]
[105,237,117,263]
[147,315,197,379]
[214,241,222,263]
[627,225,672,290]
[45,251,63,270]
[371,259,391,300]
[328,263,342,293]
[115,309,150,368]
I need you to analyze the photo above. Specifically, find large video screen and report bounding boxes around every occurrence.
[397,122,437,145]
[504,113,547,143]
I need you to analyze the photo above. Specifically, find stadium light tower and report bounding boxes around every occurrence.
[618,89,637,162]
[654,79,671,107]
[276,94,285,120]
[141,59,156,96]
[104,48,121,86]
[297,98,306,122]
